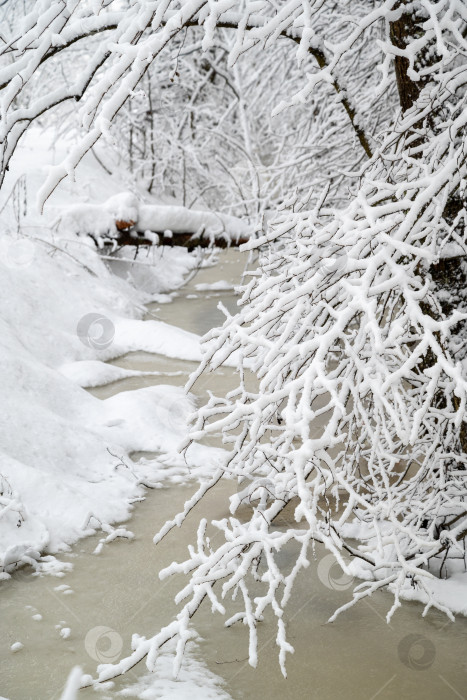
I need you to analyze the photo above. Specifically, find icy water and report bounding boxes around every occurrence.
[1,250,467,700]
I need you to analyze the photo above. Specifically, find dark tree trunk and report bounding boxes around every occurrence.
[89,229,250,252]
[389,5,422,112]
[389,2,467,456]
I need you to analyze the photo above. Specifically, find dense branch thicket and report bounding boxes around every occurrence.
[139,0,467,681]
[0,0,388,211]
[1,0,467,688]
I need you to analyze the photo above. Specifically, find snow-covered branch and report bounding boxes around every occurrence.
[0,0,384,205]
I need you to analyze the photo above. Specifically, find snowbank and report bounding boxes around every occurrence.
[0,229,221,572]
[0,132,229,575]
[396,572,467,616]
[59,639,232,700]
[59,360,187,388]
[194,281,234,292]
[116,640,231,700]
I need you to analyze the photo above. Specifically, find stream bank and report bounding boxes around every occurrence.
[1,250,466,700]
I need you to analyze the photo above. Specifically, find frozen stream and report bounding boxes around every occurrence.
[1,250,467,700]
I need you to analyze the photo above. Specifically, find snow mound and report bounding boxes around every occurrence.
[0,132,230,574]
[0,226,222,573]
[397,572,467,616]
[194,281,234,292]
[59,360,186,388]
[117,640,232,700]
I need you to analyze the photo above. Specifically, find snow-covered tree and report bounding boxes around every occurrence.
[1,0,467,686]
[0,0,385,224]
[175,0,467,664]
[107,0,467,683]
[0,0,379,210]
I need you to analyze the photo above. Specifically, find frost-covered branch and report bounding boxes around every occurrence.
[21,0,467,688]
[95,0,467,682]
[0,0,383,206]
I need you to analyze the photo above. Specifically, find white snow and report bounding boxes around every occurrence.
[396,572,467,616]
[0,131,228,575]
[194,281,234,291]
[58,641,232,700]
[116,640,231,700]
[59,666,83,700]
[59,360,186,389]
[55,194,250,244]
[111,319,202,362]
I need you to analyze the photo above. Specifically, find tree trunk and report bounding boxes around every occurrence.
[90,229,250,251]
[389,3,422,112]
[390,2,467,456]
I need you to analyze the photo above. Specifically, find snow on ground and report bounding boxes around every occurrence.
[115,640,232,700]
[59,360,187,388]
[344,528,467,618]
[194,281,234,292]
[111,319,202,361]
[58,640,232,700]
[396,572,467,616]
[0,130,228,576]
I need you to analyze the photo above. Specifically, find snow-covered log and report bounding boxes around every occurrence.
[112,229,250,250]
[56,193,251,249]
